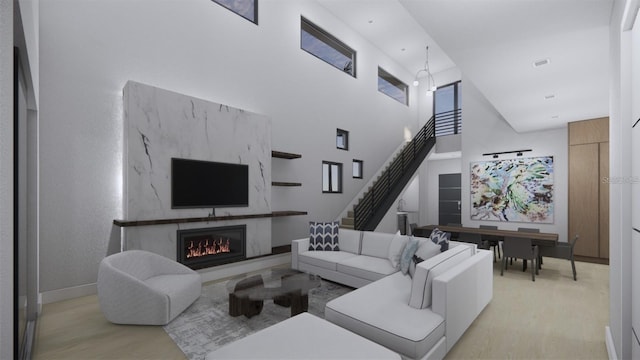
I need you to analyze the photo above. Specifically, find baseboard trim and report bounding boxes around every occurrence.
[41,283,97,304]
[40,252,291,304]
[605,326,618,360]
[574,255,609,265]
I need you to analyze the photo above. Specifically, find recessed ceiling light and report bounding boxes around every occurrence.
[533,58,551,68]
[368,19,374,24]
[544,94,556,100]
[401,48,406,52]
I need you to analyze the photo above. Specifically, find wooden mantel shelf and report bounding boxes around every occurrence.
[113,211,307,227]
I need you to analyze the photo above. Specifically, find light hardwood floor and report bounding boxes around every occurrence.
[33,257,609,360]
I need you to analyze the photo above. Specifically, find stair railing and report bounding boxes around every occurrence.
[354,116,436,230]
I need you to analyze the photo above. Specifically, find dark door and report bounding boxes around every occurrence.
[439,173,461,225]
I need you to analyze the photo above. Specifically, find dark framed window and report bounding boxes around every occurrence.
[212,0,258,24]
[352,159,363,179]
[336,129,349,150]
[378,67,408,105]
[433,81,462,136]
[301,17,356,77]
[322,161,342,193]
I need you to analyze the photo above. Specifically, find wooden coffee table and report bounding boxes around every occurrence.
[226,269,321,318]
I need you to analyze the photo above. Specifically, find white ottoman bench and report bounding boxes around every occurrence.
[205,313,400,359]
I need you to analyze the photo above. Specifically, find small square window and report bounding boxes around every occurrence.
[352,160,363,179]
[322,161,342,193]
[337,129,349,150]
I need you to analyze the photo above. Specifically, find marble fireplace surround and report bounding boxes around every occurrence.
[122,81,273,263]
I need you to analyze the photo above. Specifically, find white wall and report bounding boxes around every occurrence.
[38,0,418,293]
[460,77,569,241]
[1,0,14,356]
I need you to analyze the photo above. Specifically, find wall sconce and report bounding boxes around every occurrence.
[412,46,437,95]
[483,149,532,159]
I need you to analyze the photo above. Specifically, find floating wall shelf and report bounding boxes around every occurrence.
[272,181,302,187]
[271,150,302,159]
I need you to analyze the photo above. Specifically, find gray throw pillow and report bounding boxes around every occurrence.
[399,236,420,275]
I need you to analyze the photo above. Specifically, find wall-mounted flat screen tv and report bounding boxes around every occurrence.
[171,158,249,209]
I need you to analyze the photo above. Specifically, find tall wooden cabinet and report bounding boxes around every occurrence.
[568,117,609,261]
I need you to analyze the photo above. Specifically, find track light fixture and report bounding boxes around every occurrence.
[483,149,532,159]
[413,46,437,95]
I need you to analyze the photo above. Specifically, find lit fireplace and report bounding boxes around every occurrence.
[186,238,231,258]
[177,225,246,269]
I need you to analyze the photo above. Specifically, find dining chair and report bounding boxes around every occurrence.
[458,232,490,250]
[538,234,579,280]
[479,225,502,262]
[501,236,539,281]
[447,223,462,241]
[517,227,540,271]
[409,223,418,236]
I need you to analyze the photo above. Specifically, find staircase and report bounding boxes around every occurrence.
[341,117,436,231]
[341,210,355,229]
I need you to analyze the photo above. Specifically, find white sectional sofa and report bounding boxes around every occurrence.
[292,228,402,288]
[291,228,493,360]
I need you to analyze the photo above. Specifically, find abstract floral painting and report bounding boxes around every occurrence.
[470,156,554,223]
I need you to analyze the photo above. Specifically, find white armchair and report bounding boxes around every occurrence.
[97,250,201,325]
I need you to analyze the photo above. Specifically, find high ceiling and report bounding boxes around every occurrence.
[317,0,614,133]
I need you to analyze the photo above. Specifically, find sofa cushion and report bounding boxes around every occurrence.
[399,237,420,275]
[338,228,362,254]
[361,231,394,258]
[387,231,409,269]
[325,272,445,360]
[414,239,441,262]
[299,251,359,271]
[309,221,340,251]
[429,228,451,252]
[337,256,397,282]
[408,244,472,309]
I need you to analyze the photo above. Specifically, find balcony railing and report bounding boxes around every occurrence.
[435,108,462,137]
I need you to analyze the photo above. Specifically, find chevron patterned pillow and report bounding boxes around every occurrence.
[429,228,451,252]
[309,221,340,251]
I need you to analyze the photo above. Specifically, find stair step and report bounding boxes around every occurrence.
[341,217,354,225]
[340,224,354,229]
[347,210,354,218]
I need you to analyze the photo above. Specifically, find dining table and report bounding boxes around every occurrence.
[414,224,558,247]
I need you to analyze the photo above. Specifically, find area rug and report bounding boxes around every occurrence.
[163,278,352,360]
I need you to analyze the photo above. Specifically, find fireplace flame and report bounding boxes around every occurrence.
[186,237,231,258]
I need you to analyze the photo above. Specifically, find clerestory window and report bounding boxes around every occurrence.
[212,0,258,24]
[378,67,408,105]
[301,17,356,77]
